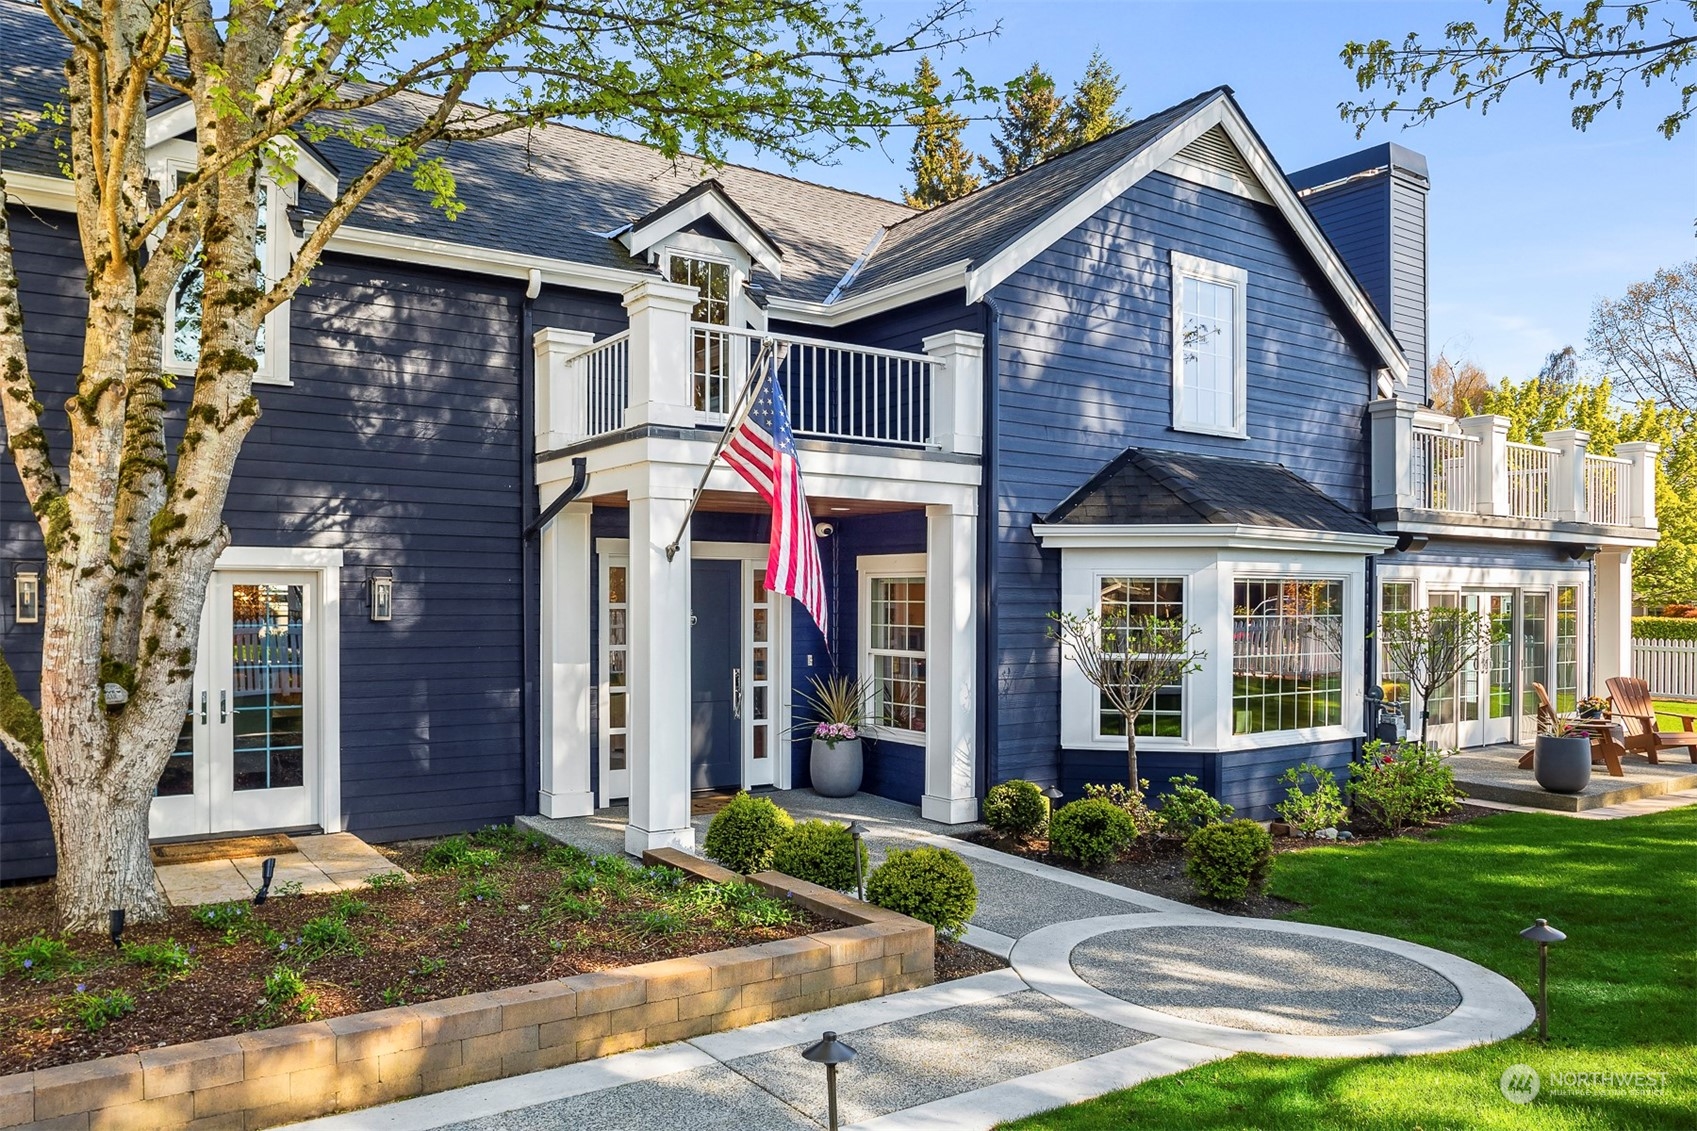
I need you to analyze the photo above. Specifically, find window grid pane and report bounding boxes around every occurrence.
[1233,578,1344,735]
[1096,576,1186,739]
[868,575,926,734]
[606,564,628,771]
[1179,274,1236,430]
[1379,581,1413,724]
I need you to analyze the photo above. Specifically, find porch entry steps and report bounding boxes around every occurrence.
[1452,745,1697,812]
[150,832,299,866]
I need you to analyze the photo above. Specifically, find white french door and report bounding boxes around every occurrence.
[150,570,320,838]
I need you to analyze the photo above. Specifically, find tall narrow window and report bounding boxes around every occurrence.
[865,573,926,737]
[1522,590,1549,731]
[1171,251,1246,436]
[1097,576,1186,739]
[605,565,629,775]
[1555,585,1580,712]
[1233,578,1344,734]
[166,179,289,382]
[1426,590,1461,727]
[670,255,734,414]
[1379,581,1414,726]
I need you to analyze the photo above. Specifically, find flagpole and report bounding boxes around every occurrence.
[664,337,778,562]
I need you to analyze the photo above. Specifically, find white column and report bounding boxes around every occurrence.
[922,502,979,824]
[623,279,699,430]
[539,502,594,818]
[923,330,985,457]
[1594,550,1634,682]
[1457,414,1510,516]
[625,480,696,854]
[533,327,597,450]
[1546,428,1590,523]
[1617,441,1661,529]
[1366,398,1419,510]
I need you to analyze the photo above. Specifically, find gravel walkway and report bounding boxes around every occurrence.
[434,1064,817,1131]
[1070,925,1463,1036]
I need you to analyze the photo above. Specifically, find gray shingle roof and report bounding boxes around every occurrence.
[1043,448,1382,537]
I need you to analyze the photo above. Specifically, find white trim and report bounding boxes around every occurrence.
[1034,523,1396,553]
[210,544,342,834]
[307,221,655,294]
[1378,515,1659,550]
[1169,251,1248,438]
[141,103,338,200]
[595,546,631,808]
[858,552,929,747]
[621,185,783,279]
[767,260,973,326]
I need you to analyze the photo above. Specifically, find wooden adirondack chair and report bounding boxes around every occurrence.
[1518,682,1625,776]
[1605,677,1697,765]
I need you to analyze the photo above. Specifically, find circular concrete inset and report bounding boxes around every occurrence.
[1010,912,1536,1058]
[1071,925,1461,1036]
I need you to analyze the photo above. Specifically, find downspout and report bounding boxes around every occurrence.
[979,296,1003,800]
[520,269,542,815]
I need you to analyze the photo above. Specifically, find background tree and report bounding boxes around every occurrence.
[0,0,984,932]
[1050,609,1206,788]
[1588,260,1697,412]
[1378,608,1503,744]
[980,62,1069,179]
[904,57,980,208]
[1065,48,1132,149]
[1342,0,1697,138]
[1430,352,1492,415]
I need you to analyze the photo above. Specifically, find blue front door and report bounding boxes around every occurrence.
[691,560,742,791]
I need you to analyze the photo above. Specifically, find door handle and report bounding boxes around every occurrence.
[732,668,742,720]
[219,690,228,724]
[199,690,207,725]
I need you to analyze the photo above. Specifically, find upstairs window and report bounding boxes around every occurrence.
[1171,251,1246,437]
[670,254,735,415]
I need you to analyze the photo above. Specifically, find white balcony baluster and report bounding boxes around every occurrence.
[1585,454,1630,525]
[1412,429,1477,512]
[1505,441,1556,519]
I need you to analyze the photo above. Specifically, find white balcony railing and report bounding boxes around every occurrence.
[579,330,630,437]
[1505,441,1555,519]
[1370,402,1658,533]
[1585,453,1630,526]
[1412,429,1476,512]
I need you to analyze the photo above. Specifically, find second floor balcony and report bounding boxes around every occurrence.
[533,279,983,461]
[1368,399,1659,543]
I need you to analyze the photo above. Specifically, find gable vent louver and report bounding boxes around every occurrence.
[1174,126,1254,183]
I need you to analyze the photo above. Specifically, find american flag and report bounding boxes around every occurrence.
[719,366,829,640]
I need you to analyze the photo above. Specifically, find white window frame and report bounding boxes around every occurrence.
[1090,574,1190,744]
[153,142,296,387]
[858,552,928,746]
[1170,250,1247,439]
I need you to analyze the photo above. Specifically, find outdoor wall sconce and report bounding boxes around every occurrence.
[366,568,393,623]
[14,568,40,625]
[802,1030,857,1131]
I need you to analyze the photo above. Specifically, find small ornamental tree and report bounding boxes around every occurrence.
[1050,610,1205,788]
[1377,607,1505,744]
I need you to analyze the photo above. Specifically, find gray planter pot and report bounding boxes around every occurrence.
[1534,734,1592,794]
[810,737,863,798]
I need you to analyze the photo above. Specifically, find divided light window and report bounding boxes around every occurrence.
[867,575,926,737]
[1555,585,1580,711]
[1171,251,1246,437]
[170,181,276,374]
[1379,581,1414,726]
[1098,576,1186,739]
[1233,578,1344,734]
[671,255,733,414]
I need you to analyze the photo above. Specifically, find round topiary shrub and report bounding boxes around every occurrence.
[769,820,870,892]
[865,846,977,939]
[1184,818,1274,902]
[983,779,1048,838]
[702,792,794,875]
[1047,797,1137,869]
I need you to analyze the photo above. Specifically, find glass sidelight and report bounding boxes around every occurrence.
[745,567,775,787]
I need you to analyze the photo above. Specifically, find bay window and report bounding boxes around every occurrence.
[1097,575,1186,740]
[1232,578,1345,734]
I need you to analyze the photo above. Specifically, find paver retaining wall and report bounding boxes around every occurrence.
[0,850,933,1130]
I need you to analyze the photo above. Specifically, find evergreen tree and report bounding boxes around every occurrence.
[904,58,981,209]
[1066,49,1132,149]
[980,63,1069,180]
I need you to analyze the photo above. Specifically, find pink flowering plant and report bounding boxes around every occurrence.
[795,674,877,748]
[814,722,858,744]
[1350,740,1462,833]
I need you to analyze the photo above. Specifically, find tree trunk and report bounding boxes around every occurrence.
[1125,723,1138,789]
[43,748,168,932]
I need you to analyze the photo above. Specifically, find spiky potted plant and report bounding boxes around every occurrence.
[798,674,875,797]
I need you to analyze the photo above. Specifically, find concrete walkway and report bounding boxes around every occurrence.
[155,833,408,906]
[288,794,1532,1131]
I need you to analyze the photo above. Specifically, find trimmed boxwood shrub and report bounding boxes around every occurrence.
[1047,797,1137,869]
[1633,615,1697,641]
[1155,774,1233,839]
[983,779,1048,838]
[770,820,870,892]
[702,792,793,874]
[1185,819,1273,902]
[865,846,977,939]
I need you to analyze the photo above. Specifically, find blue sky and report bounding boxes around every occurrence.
[786,0,1693,385]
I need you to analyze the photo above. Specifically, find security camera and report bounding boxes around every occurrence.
[814,521,834,539]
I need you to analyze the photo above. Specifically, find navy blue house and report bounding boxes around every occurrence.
[0,0,1659,874]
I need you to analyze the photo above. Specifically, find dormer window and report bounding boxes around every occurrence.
[669,254,734,414]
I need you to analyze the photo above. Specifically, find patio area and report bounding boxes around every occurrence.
[1449,744,1697,812]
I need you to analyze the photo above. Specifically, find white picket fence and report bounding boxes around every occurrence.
[1632,637,1697,700]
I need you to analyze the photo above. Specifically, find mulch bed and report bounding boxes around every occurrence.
[965,804,1500,919]
[0,830,824,1075]
[935,936,1008,981]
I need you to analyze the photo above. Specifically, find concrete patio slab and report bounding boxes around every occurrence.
[156,833,408,907]
[1451,745,1697,811]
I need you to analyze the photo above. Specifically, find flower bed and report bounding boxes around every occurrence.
[0,841,936,1130]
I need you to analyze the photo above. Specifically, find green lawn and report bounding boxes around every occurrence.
[1003,808,1697,1130]
[1651,698,1697,731]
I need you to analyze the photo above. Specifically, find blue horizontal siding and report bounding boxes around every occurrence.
[1062,738,1356,820]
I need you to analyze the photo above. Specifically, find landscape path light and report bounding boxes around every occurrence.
[1520,917,1566,1042]
[108,908,124,948]
[802,1029,857,1131]
[845,821,867,902]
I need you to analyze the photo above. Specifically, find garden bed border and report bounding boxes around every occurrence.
[0,849,933,1131]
